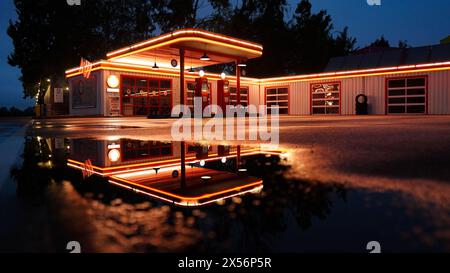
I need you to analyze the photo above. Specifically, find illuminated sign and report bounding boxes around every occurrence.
[54,88,64,103]
[79,58,93,79]
[107,75,120,88]
[106,75,120,92]
[108,149,121,162]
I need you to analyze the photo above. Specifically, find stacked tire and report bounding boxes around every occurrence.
[356,94,368,115]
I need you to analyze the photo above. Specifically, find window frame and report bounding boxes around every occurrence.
[264,86,290,115]
[121,140,173,162]
[120,75,173,116]
[385,76,428,115]
[229,86,250,107]
[185,80,213,111]
[310,82,341,115]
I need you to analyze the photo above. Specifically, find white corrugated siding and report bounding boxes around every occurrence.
[86,68,450,116]
[262,69,450,115]
[428,70,450,114]
[248,84,261,108]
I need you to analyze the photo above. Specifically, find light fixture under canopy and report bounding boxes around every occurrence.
[200,53,211,61]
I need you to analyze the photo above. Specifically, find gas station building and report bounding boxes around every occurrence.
[64,29,450,117]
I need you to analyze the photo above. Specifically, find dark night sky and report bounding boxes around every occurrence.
[1,0,450,109]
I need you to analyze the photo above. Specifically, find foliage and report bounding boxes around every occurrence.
[370,35,391,48]
[0,106,35,116]
[8,0,358,97]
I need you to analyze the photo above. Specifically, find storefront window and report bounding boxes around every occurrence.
[121,76,172,116]
[121,140,173,161]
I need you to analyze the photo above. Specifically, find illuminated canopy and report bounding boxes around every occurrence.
[106,29,263,69]
[65,28,450,82]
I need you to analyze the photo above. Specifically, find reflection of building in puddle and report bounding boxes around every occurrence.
[66,139,284,207]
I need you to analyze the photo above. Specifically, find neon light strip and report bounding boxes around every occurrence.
[70,159,266,205]
[109,175,263,202]
[65,61,103,74]
[66,148,263,175]
[261,67,450,84]
[107,29,263,57]
[65,63,259,84]
[66,60,450,85]
[107,37,263,61]
[108,180,263,207]
[108,180,176,204]
[67,157,196,172]
[113,151,263,179]
[67,163,104,176]
[177,185,264,207]
[116,166,184,179]
[260,61,450,83]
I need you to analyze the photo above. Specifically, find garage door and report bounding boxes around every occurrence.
[266,87,289,114]
[387,77,427,114]
[311,83,340,115]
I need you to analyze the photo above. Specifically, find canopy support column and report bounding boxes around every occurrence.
[236,60,241,105]
[180,48,185,107]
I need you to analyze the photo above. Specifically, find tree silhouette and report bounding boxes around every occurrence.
[370,35,391,48]
[8,0,357,98]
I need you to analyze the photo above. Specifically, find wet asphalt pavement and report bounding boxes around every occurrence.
[1,116,449,252]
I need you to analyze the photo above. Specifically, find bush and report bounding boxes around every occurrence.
[0,106,35,117]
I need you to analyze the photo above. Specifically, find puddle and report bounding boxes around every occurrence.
[31,124,141,130]
[64,138,280,207]
[1,136,449,253]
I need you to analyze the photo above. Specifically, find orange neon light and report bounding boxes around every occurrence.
[65,63,259,84]
[109,175,263,202]
[181,185,264,207]
[67,157,196,172]
[106,29,263,58]
[108,180,263,207]
[66,59,450,86]
[259,62,450,84]
[66,148,263,173]
[107,37,263,61]
[69,160,264,203]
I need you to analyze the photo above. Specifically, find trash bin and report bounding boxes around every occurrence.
[356,94,368,115]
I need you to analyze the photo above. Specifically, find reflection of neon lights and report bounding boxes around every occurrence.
[179,185,264,207]
[68,163,103,176]
[110,175,263,202]
[117,166,181,178]
[108,180,176,204]
[81,160,94,178]
[108,180,263,207]
[108,149,121,162]
[107,144,120,149]
[67,149,283,176]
